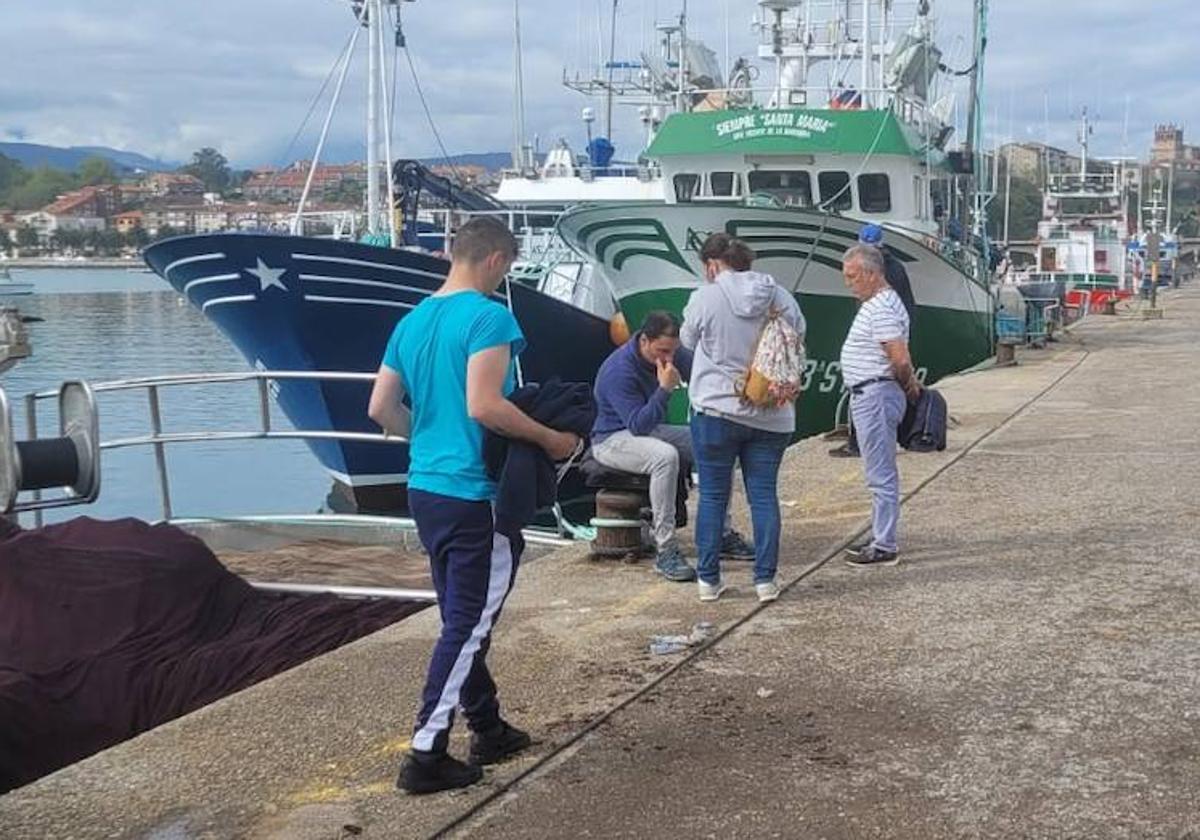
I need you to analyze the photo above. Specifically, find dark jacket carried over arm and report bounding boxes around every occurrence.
[482,380,597,534]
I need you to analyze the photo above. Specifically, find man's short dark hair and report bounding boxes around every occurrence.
[451,216,519,264]
[699,232,755,271]
[640,310,680,340]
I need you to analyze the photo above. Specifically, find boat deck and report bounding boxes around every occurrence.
[3,286,1199,838]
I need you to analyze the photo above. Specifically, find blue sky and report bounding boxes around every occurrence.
[2,0,1196,167]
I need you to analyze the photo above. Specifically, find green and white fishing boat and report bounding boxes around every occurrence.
[558,0,995,437]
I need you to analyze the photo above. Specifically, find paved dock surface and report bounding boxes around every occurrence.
[2,288,1198,839]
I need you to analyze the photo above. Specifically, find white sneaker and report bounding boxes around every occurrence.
[755,580,781,603]
[697,579,727,602]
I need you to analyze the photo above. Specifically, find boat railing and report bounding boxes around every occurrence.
[19,370,399,527]
[11,367,576,552]
[682,85,934,126]
[1045,171,1122,196]
[423,208,609,313]
[499,162,658,181]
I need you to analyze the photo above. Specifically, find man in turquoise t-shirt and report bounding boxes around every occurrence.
[368,217,579,795]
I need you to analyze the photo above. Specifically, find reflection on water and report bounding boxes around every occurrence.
[2,269,331,522]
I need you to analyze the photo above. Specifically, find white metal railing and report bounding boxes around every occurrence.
[1040,222,1123,241]
[417,207,607,312]
[23,370,397,526]
[684,85,935,125]
[499,162,658,181]
[19,369,578,547]
[1045,171,1122,196]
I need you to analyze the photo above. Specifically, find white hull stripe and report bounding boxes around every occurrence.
[183,273,241,295]
[292,252,447,283]
[298,273,431,297]
[303,295,414,309]
[201,294,256,312]
[412,525,515,752]
[165,252,226,279]
[293,261,506,302]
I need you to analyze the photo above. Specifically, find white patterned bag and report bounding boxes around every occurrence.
[738,307,806,408]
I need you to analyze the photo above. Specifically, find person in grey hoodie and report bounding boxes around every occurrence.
[681,233,806,604]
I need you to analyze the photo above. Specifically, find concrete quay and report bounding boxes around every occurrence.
[2,287,1198,839]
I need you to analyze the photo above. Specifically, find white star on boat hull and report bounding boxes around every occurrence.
[246,258,288,292]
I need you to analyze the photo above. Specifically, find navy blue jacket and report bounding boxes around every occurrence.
[483,380,597,534]
[591,335,693,442]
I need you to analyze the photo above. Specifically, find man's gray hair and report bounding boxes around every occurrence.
[843,244,885,277]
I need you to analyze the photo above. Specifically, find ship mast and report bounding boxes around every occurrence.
[366,0,381,235]
[512,0,529,173]
[605,0,619,139]
[861,0,871,109]
[965,0,990,274]
[1078,107,1090,181]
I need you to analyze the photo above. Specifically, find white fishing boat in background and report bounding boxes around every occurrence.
[1017,109,1137,310]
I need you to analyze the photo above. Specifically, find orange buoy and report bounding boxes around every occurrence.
[609,312,630,346]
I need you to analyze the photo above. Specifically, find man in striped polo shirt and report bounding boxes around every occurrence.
[838,244,921,567]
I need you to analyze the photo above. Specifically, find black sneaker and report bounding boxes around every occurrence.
[468,720,533,766]
[397,750,483,795]
[845,547,899,568]
[843,540,871,557]
[828,442,861,458]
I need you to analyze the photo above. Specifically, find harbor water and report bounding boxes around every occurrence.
[2,268,335,523]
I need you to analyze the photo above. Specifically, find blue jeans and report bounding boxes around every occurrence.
[691,412,790,585]
[850,381,907,553]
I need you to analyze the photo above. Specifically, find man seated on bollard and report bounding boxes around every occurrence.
[590,311,755,582]
[838,245,921,567]
[830,222,917,459]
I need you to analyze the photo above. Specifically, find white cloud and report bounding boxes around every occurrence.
[1,0,1196,166]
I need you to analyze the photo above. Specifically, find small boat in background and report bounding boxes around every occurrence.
[0,267,34,297]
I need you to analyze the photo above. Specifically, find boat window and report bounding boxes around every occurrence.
[746,170,812,207]
[709,171,739,197]
[857,174,891,213]
[1040,247,1058,272]
[818,171,853,211]
[674,173,700,203]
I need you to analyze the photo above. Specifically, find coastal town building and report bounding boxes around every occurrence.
[243,162,366,204]
[999,142,1082,185]
[1150,124,1200,171]
[112,210,144,235]
[194,205,231,234]
[143,172,205,201]
[17,209,106,243]
[134,200,351,237]
[42,185,122,219]
[140,204,197,236]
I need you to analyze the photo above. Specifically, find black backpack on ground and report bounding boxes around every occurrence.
[897,388,947,452]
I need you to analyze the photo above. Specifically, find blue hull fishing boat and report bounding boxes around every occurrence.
[143,232,613,510]
[142,0,623,510]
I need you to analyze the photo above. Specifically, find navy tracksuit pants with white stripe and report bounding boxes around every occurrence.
[408,488,524,754]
